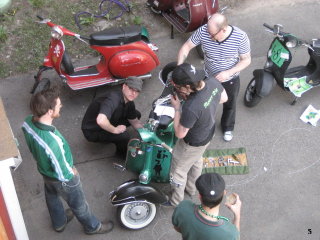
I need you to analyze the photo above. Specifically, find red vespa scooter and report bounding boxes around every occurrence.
[32,16,160,93]
[147,0,219,38]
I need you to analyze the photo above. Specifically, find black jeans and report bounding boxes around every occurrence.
[82,111,141,154]
[82,128,130,153]
[221,76,240,132]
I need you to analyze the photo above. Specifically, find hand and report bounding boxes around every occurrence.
[115,125,126,134]
[72,167,78,175]
[171,94,181,111]
[215,70,232,82]
[177,91,188,101]
[225,193,241,217]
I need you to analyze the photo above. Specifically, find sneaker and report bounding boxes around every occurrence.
[54,208,74,232]
[223,131,233,142]
[86,220,114,235]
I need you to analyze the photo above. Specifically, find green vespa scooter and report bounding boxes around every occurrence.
[109,62,178,230]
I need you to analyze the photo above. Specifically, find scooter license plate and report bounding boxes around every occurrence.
[269,39,289,68]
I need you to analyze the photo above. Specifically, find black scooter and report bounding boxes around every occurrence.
[244,23,320,107]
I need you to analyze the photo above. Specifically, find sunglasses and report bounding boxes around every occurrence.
[209,28,222,39]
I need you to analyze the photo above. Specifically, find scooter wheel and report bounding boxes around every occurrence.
[33,78,51,95]
[244,77,262,107]
[117,202,157,230]
[159,62,177,86]
[196,44,204,59]
[150,7,161,15]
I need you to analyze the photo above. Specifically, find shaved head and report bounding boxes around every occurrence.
[208,13,228,29]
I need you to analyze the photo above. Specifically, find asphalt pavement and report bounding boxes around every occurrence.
[1,0,320,239]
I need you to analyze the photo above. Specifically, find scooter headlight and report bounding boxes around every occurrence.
[286,40,297,48]
[51,26,63,39]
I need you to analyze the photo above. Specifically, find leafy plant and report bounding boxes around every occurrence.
[104,13,111,21]
[127,1,135,9]
[0,61,9,77]
[0,26,8,42]
[28,0,46,8]
[133,16,142,25]
[79,15,95,26]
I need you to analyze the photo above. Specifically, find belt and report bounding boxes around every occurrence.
[43,175,60,182]
[183,139,207,147]
[222,75,240,83]
[43,172,77,182]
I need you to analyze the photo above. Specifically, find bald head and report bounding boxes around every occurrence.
[208,13,228,29]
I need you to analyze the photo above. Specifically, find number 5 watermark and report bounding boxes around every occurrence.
[307,228,320,239]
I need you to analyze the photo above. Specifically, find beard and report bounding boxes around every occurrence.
[52,110,60,119]
[176,90,190,100]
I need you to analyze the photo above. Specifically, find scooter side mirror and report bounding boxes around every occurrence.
[274,24,283,35]
[218,6,228,14]
[312,39,320,48]
[285,35,298,48]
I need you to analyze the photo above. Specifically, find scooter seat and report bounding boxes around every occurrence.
[89,26,142,46]
[148,111,173,130]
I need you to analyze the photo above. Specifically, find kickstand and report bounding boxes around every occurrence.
[92,87,98,100]
[171,25,174,39]
[291,97,298,105]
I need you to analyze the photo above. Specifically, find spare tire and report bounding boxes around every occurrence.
[196,44,204,59]
[159,62,177,86]
[33,78,51,95]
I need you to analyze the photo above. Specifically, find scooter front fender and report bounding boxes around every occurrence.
[253,69,275,97]
[109,179,167,206]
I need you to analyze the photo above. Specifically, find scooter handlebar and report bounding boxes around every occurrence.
[36,15,77,36]
[36,15,51,25]
[263,23,288,37]
[263,23,273,31]
[160,142,173,153]
[79,35,90,41]
[263,23,311,49]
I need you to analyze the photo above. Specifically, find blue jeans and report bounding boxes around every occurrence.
[43,173,101,233]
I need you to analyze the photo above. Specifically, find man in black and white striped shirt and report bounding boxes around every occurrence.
[177,13,251,142]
